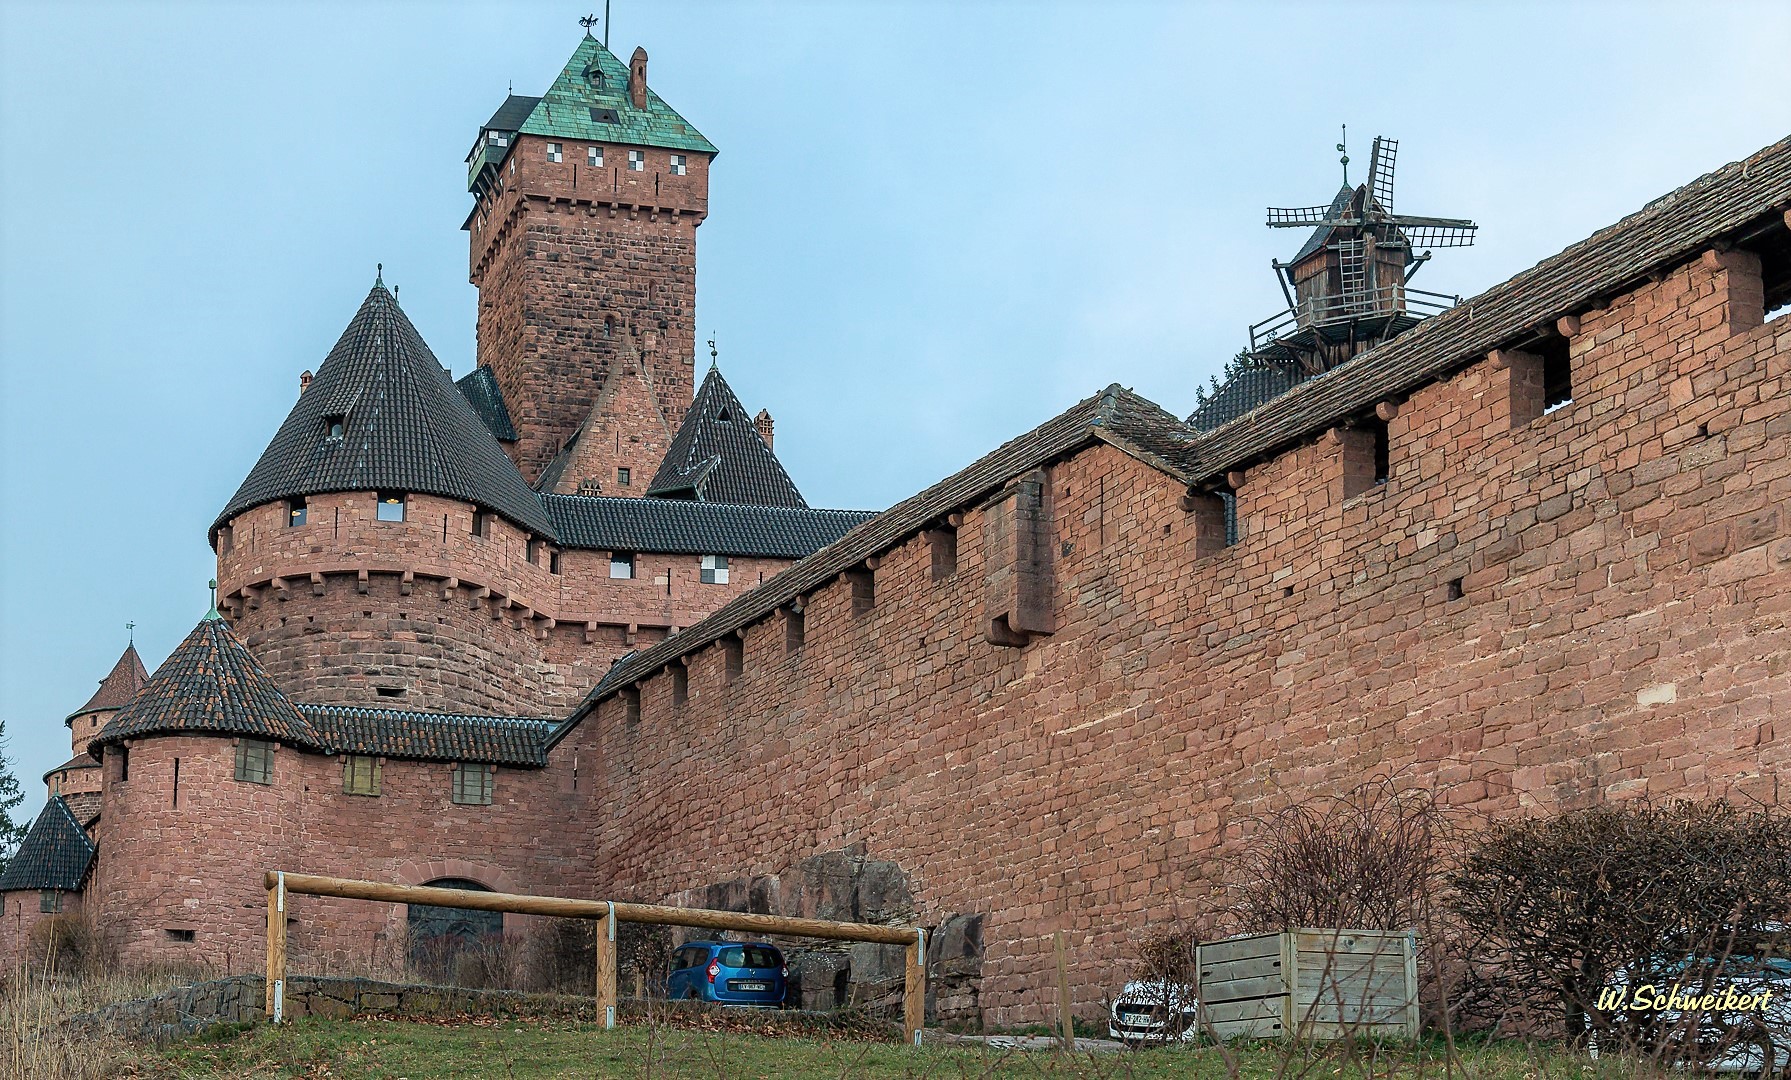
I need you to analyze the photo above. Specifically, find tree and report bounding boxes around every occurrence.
[0,719,28,876]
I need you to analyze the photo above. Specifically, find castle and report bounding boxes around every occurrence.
[2,27,1787,1028]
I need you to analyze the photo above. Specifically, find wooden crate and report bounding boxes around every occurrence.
[1196,929,1418,1040]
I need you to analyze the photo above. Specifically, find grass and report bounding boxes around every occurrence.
[145,1015,1632,1080]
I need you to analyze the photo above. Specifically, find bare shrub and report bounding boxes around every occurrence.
[1449,798,1791,1059]
[1227,781,1454,934]
[25,913,107,978]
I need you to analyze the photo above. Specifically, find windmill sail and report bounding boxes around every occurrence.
[1367,137,1397,213]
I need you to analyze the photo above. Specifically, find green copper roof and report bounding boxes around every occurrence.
[515,36,717,156]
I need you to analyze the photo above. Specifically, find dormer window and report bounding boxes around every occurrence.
[486,131,508,147]
[588,146,603,167]
[627,150,645,172]
[716,408,732,422]
[670,154,687,176]
[323,414,345,439]
[287,497,308,527]
[376,492,407,522]
[547,142,563,163]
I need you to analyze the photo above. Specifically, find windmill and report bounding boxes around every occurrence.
[1247,133,1477,376]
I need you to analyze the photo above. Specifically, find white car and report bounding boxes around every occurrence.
[1587,944,1790,1078]
[1108,978,1200,1044]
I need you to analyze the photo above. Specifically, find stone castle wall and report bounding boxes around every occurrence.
[575,250,1789,1026]
[470,133,708,482]
[216,490,791,713]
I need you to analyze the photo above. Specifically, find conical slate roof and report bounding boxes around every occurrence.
[91,616,323,753]
[64,643,149,726]
[1292,185,1357,264]
[214,283,554,538]
[0,797,96,893]
[647,367,806,507]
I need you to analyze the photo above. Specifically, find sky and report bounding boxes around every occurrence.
[1,0,1788,820]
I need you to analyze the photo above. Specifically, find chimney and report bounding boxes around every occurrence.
[754,408,774,449]
[299,369,313,396]
[628,47,649,110]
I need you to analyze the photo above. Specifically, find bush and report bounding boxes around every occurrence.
[1448,799,1791,1052]
[26,913,107,978]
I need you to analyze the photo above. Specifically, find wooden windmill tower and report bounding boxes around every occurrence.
[1247,134,1477,376]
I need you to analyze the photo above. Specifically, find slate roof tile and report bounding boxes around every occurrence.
[517,36,717,155]
[215,284,554,540]
[298,705,554,767]
[92,616,324,752]
[65,644,149,725]
[0,797,97,893]
[648,367,806,507]
[542,494,873,558]
[455,365,519,442]
[1187,366,1305,432]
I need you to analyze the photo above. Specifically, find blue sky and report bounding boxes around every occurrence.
[2,0,1787,817]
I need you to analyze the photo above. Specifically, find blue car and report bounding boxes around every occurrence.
[666,940,787,1006]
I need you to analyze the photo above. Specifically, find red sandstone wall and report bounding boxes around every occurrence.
[470,134,708,482]
[91,734,592,974]
[217,491,792,713]
[579,253,1789,1026]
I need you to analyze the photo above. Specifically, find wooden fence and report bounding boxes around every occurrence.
[264,871,928,1044]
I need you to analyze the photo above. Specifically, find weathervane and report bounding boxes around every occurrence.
[126,620,135,644]
[579,13,598,35]
[1337,125,1349,187]
[707,336,718,369]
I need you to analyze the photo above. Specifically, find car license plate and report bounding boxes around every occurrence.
[737,981,768,991]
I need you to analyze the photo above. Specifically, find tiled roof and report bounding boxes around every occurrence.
[648,367,806,507]
[92,616,324,753]
[554,385,1193,741]
[483,94,542,133]
[65,644,149,725]
[516,36,717,155]
[542,494,874,557]
[0,798,96,893]
[297,705,554,767]
[455,366,518,442]
[1174,135,1791,484]
[42,754,99,783]
[1291,185,1356,264]
[1187,366,1304,433]
[214,283,555,540]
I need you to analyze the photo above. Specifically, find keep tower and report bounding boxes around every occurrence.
[464,30,718,486]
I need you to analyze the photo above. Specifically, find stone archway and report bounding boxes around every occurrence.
[406,878,504,985]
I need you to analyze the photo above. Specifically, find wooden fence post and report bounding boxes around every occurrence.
[1055,929,1073,1051]
[595,903,617,1030]
[903,927,927,1046]
[266,872,287,1022]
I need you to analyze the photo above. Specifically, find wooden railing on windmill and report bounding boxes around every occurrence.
[263,871,930,1044]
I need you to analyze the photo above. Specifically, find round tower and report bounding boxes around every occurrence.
[49,643,146,804]
[212,282,579,715]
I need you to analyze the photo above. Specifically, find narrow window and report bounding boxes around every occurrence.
[927,527,958,579]
[526,538,541,565]
[472,510,489,537]
[117,746,130,782]
[1221,491,1239,547]
[610,552,635,579]
[376,492,407,522]
[234,739,274,785]
[587,146,603,167]
[164,928,196,943]
[1340,422,1390,499]
[547,142,563,163]
[671,664,688,708]
[623,687,641,725]
[549,550,562,575]
[785,606,806,653]
[344,754,382,796]
[220,525,234,555]
[1543,342,1574,413]
[1372,419,1390,484]
[848,567,875,616]
[617,467,631,486]
[1447,577,1465,601]
[375,686,404,699]
[700,554,730,584]
[172,757,180,807]
[287,497,308,527]
[627,149,645,172]
[323,414,345,439]
[722,637,743,684]
[40,890,61,914]
[451,763,494,805]
[604,315,615,338]
[669,153,687,176]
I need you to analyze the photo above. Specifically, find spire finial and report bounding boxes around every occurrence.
[707,335,718,370]
[580,13,598,36]
[375,262,384,288]
[1337,124,1349,187]
[126,620,135,645]
[205,579,221,621]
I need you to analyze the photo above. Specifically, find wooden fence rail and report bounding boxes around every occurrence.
[264,871,928,1044]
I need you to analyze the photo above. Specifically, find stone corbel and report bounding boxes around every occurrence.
[271,576,289,601]
[356,569,370,595]
[625,622,639,647]
[310,572,326,597]
[583,621,598,645]
[441,577,459,601]
[400,570,414,597]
